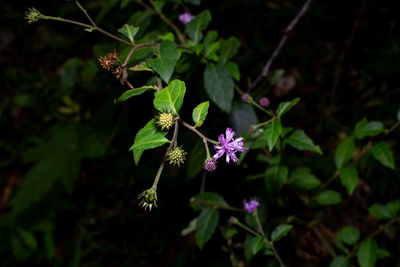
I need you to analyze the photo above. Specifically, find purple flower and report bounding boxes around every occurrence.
[242,93,249,102]
[259,97,270,107]
[179,12,195,25]
[213,128,248,164]
[243,199,260,213]
[204,159,217,172]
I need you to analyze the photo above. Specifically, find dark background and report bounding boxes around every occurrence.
[1,0,400,266]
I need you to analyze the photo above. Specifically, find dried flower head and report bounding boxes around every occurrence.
[204,159,216,172]
[98,49,119,71]
[167,146,187,166]
[138,187,158,211]
[112,65,124,79]
[25,8,42,24]
[156,112,174,130]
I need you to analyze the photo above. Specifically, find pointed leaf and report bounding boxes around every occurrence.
[371,141,395,169]
[219,37,240,64]
[368,204,392,220]
[271,224,293,242]
[357,239,377,267]
[354,118,384,140]
[118,24,139,43]
[315,190,342,205]
[276,97,300,117]
[339,226,360,245]
[264,118,282,151]
[335,136,356,169]
[147,40,178,83]
[116,86,156,102]
[195,208,219,249]
[226,61,240,81]
[339,166,359,195]
[204,63,233,112]
[185,10,212,43]
[284,129,322,154]
[329,256,349,267]
[153,79,186,114]
[192,101,209,127]
[290,169,321,190]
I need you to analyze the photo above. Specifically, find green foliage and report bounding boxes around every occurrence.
[315,190,342,205]
[270,224,293,242]
[219,37,240,64]
[185,10,212,43]
[371,141,395,169]
[339,166,359,195]
[264,118,282,151]
[354,118,384,140]
[116,86,156,102]
[276,97,300,117]
[329,256,349,267]
[195,208,219,249]
[118,24,139,43]
[192,101,209,127]
[335,136,356,169]
[203,63,234,112]
[369,200,399,220]
[357,239,378,267]
[289,168,321,191]
[338,226,360,245]
[147,40,178,83]
[284,129,322,154]
[153,79,186,114]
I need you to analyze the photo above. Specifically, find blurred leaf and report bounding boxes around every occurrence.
[43,231,55,260]
[397,109,400,121]
[219,37,240,64]
[192,101,209,127]
[204,63,234,112]
[335,136,356,169]
[377,248,390,259]
[185,10,212,43]
[181,218,197,236]
[339,166,359,195]
[290,169,321,190]
[369,204,392,219]
[147,40,178,83]
[264,118,282,151]
[230,102,257,136]
[60,58,83,91]
[387,200,400,217]
[339,226,360,245]
[269,69,285,84]
[264,165,288,201]
[184,0,201,5]
[118,24,139,43]
[271,224,293,242]
[248,236,266,255]
[195,208,219,249]
[354,118,384,140]
[315,190,342,205]
[186,140,206,180]
[276,97,300,117]
[371,142,395,169]
[130,119,169,165]
[329,256,349,267]
[116,86,156,103]
[226,61,240,81]
[284,129,322,154]
[357,239,377,267]
[191,192,229,211]
[153,79,186,114]
[152,1,165,11]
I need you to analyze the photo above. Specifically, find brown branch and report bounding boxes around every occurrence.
[247,0,312,93]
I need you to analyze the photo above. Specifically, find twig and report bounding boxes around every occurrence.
[330,0,367,109]
[247,0,312,93]
[156,77,163,91]
[180,120,218,145]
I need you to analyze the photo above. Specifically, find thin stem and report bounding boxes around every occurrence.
[235,84,274,117]
[200,171,206,193]
[76,0,97,27]
[385,121,400,135]
[123,47,136,66]
[311,227,337,258]
[43,15,93,29]
[190,198,244,212]
[181,120,218,145]
[250,118,275,130]
[152,118,179,188]
[235,219,263,237]
[156,77,163,91]
[247,0,312,93]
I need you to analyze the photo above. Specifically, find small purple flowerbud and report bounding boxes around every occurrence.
[248,127,255,134]
[259,97,270,107]
[242,93,249,102]
[228,216,237,224]
[204,159,216,172]
[243,199,260,213]
[179,12,195,25]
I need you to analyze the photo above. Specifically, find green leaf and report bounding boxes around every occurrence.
[248,236,266,255]
[153,79,186,114]
[284,129,322,154]
[181,218,197,236]
[377,248,390,259]
[185,9,212,43]
[276,97,300,117]
[130,119,169,165]
[191,192,229,211]
[354,118,384,140]
[371,141,395,169]
[271,224,293,242]
[186,140,206,180]
[204,63,234,112]
[329,256,349,267]
[269,69,285,84]
[116,86,156,102]
[195,208,219,249]
[368,204,392,220]
[339,226,360,245]
[264,165,288,201]
[387,199,400,217]
[357,239,377,267]
[339,166,359,195]
[335,136,356,169]
[397,109,400,121]
[192,101,209,127]
[315,190,342,205]
[264,118,282,151]
[147,40,178,83]
[225,61,240,81]
[219,37,240,64]
[290,169,321,190]
[118,24,139,43]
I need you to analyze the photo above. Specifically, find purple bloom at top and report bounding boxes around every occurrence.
[179,12,195,25]
[213,128,248,164]
[259,97,270,107]
[243,199,260,213]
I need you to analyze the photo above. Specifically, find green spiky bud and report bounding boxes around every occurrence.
[138,187,158,211]
[156,112,174,130]
[25,8,42,24]
[167,146,187,166]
